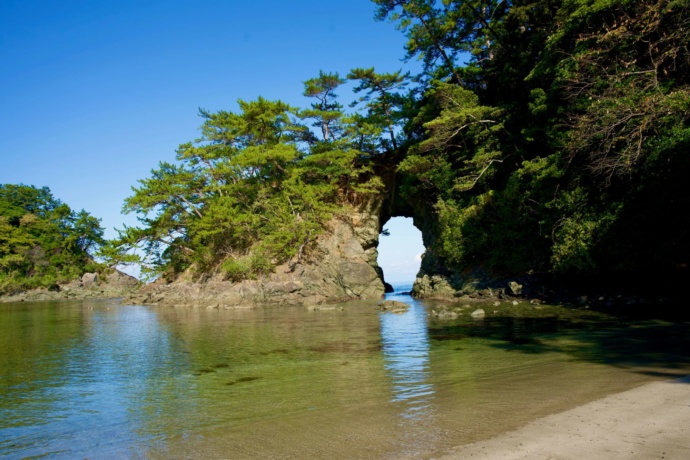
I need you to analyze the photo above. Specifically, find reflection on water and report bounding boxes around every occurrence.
[379,293,434,420]
[0,301,191,458]
[1,294,690,459]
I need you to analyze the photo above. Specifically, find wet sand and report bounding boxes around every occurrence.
[437,376,690,459]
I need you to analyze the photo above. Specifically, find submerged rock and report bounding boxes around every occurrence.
[431,309,459,319]
[377,300,410,313]
[471,308,486,319]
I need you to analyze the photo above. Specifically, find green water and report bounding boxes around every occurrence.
[1,295,689,459]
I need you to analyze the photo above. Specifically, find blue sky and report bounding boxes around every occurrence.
[378,217,424,284]
[0,0,423,282]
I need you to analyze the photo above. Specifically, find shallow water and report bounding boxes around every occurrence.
[1,291,689,459]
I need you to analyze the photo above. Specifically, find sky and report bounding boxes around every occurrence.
[0,0,423,283]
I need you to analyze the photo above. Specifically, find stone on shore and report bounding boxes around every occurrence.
[82,272,98,288]
[507,281,523,296]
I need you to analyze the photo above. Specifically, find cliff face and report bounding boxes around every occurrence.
[129,197,388,308]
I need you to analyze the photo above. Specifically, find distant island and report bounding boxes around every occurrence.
[3,0,688,306]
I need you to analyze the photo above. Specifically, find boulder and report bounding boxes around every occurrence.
[507,281,523,296]
[102,269,138,287]
[384,282,394,293]
[82,273,98,288]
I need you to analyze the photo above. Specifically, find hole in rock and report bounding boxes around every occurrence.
[377,217,424,291]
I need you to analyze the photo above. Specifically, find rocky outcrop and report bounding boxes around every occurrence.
[126,174,506,307]
[412,272,462,298]
[126,165,498,308]
[0,268,139,303]
[128,198,387,308]
[411,261,500,299]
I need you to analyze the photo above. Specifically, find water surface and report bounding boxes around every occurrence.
[1,292,689,458]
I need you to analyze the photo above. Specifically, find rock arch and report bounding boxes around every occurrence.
[131,169,467,308]
[346,170,462,300]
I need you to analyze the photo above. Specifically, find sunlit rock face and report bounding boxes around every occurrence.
[300,196,389,302]
[129,196,388,308]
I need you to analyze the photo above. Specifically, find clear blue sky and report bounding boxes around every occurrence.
[0,0,423,282]
[378,217,424,284]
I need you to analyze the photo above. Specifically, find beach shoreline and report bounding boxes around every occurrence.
[435,376,690,459]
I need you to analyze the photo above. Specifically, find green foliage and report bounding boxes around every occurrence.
[301,71,346,142]
[539,0,688,184]
[111,88,388,280]
[419,82,504,192]
[432,158,558,274]
[112,0,689,283]
[372,0,508,84]
[221,255,253,282]
[547,188,620,272]
[0,184,105,294]
[434,196,485,267]
[348,67,410,150]
[384,0,690,277]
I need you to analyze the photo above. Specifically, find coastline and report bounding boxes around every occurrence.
[0,269,138,304]
[2,291,689,458]
[436,376,690,459]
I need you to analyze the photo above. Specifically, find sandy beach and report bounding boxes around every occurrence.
[437,376,690,459]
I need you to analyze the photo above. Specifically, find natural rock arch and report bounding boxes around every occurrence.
[352,170,463,300]
[129,169,469,308]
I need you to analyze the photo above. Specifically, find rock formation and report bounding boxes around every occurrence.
[128,197,389,308]
[128,169,495,307]
[0,268,139,303]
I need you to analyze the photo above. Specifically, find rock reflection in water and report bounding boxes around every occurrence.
[378,295,434,420]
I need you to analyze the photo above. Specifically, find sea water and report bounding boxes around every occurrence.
[1,293,688,459]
